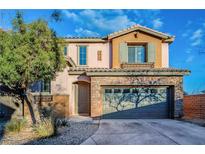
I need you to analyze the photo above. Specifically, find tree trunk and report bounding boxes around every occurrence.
[23,89,41,124]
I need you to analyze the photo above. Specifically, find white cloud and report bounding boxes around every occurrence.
[182,29,191,38]
[182,20,205,55]
[66,34,73,37]
[190,29,203,46]
[62,10,79,22]
[92,15,135,32]
[62,10,164,36]
[185,49,192,54]
[186,55,195,63]
[80,10,96,18]
[79,10,136,32]
[152,18,163,29]
[191,39,202,47]
[132,10,163,30]
[74,28,100,37]
[191,29,203,40]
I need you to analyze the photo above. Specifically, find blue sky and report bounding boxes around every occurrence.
[0,9,205,94]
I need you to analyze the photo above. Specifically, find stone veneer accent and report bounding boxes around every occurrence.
[121,63,154,69]
[90,76,183,118]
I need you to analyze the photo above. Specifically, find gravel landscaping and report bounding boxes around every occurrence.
[0,117,99,145]
[25,119,99,145]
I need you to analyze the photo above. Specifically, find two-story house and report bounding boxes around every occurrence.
[34,24,190,119]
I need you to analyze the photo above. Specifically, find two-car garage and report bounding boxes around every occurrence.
[102,86,173,119]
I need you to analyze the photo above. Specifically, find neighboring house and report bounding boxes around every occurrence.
[32,24,190,119]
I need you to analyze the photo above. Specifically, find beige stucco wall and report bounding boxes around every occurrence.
[66,42,110,68]
[51,68,80,115]
[51,67,69,95]
[111,31,163,68]
[161,43,169,68]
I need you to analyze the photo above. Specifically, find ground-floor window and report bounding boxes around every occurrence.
[41,80,51,93]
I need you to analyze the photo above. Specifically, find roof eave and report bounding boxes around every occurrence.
[66,56,77,67]
[68,68,191,76]
[64,38,107,43]
[163,37,175,43]
[108,26,174,42]
[86,71,190,76]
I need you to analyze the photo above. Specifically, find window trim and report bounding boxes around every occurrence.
[77,45,88,66]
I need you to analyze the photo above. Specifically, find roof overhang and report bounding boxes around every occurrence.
[108,25,175,43]
[66,56,76,67]
[68,68,190,76]
[64,38,107,43]
[61,25,175,43]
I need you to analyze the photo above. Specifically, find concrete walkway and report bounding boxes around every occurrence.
[81,119,205,145]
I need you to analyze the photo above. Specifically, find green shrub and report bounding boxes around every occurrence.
[5,118,27,133]
[33,118,54,138]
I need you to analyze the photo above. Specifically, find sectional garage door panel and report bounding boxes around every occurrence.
[103,87,170,119]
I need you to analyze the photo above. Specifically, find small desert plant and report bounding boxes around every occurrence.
[55,118,70,127]
[33,118,54,138]
[5,118,27,133]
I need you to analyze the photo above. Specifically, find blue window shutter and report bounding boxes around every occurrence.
[147,43,156,63]
[79,46,87,65]
[119,42,128,64]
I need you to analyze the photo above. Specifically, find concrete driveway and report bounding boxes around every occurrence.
[82,119,205,145]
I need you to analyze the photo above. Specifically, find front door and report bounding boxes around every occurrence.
[78,82,90,115]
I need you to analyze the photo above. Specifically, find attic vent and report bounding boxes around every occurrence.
[134,32,138,38]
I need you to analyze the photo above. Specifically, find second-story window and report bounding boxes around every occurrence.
[64,46,68,56]
[97,50,102,61]
[79,46,87,65]
[128,45,146,63]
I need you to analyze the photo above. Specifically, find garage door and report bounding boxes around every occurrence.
[103,87,170,119]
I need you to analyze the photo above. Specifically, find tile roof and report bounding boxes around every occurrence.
[69,67,189,72]
[108,24,173,38]
[63,24,174,43]
[64,36,103,39]
[68,67,190,76]
[64,37,106,43]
